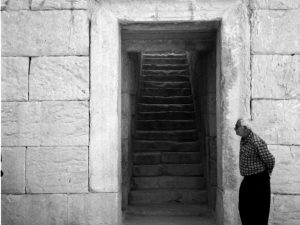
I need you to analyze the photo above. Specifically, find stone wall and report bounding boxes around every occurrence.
[190,50,217,213]
[1,1,117,224]
[1,0,300,224]
[250,1,300,224]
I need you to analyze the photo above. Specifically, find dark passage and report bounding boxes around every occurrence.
[127,52,210,217]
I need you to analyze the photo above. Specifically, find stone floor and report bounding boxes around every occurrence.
[124,215,216,225]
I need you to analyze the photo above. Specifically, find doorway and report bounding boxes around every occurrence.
[121,23,218,223]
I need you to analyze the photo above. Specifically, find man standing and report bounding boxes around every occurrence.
[235,118,275,225]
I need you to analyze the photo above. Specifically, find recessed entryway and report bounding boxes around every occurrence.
[120,23,218,224]
[90,2,250,224]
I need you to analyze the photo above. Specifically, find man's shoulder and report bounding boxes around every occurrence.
[251,131,266,145]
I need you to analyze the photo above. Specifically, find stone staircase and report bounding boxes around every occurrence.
[127,52,210,218]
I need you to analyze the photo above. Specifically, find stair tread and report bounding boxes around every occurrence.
[129,189,207,204]
[138,101,194,104]
[130,189,207,193]
[142,83,190,88]
[134,140,200,152]
[132,176,205,190]
[136,129,198,133]
[137,119,195,122]
[126,203,211,217]
[133,164,204,177]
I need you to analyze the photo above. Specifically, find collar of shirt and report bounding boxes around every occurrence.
[241,130,253,145]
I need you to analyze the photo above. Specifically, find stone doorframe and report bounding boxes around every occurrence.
[89,0,250,224]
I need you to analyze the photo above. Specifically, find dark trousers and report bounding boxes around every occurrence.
[239,170,271,225]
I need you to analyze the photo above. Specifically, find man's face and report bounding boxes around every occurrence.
[234,123,245,137]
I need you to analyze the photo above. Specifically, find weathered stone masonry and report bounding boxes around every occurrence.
[1,0,300,225]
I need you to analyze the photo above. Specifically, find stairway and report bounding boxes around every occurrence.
[127,52,211,219]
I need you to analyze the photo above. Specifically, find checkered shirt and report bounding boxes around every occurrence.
[239,131,275,176]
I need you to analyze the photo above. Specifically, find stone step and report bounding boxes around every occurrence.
[129,189,207,204]
[135,130,198,141]
[143,54,186,59]
[134,140,200,152]
[142,81,190,88]
[136,120,196,130]
[126,203,211,216]
[143,58,187,64]
[133,152,202,165]
[133,164,204,177]
[141,88,191,97]
[162,152,202,164]
[131,176,205,190]
[143,69,188,75]
[143,64,189,70]
[139,96,193,104]
[138,103,194,112]
[138,111,195,120]
[142,75,189,82]
[134,152,161,165]
[124,214,215,225]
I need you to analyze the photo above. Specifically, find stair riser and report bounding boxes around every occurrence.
[126,205,210,216]
[138,112,195,120]
[133,164,204,177]
[142,75,189,82]
[139,96,193,104]
[132,177,205,189]
[143,55,186,59]
[138,104,194,112]
[134,153,161,165]
[163,152,202,164]
[141,88,191,96]
[135,131,198,141]
[133,152,202,165]
[143,58,187,64]
[143,70,188,75]
[134,140,200,152]
[136,120,196,130]
[142,81,190,88]
[129,190,207,204]
[143,64,189,70]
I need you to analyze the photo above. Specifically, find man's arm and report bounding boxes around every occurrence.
[255,139,275,175]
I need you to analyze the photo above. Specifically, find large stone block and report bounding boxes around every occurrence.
[1,147,25,193]
[252,10,300,54]
[1,57,28,101]
[270,194,300,225]
[1,101,89,146]
[68,193,121,225]
[90,10,121,192]
[1,0,29,10]
[31,0,87,10]
[1,194,67,225]
[251,0,300,9]
[252,55,300,99]
[252,100,300,145]
[1,11,89,56]
[270,145,300,194]
[26,146,88,193]
[30,57,89,100]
